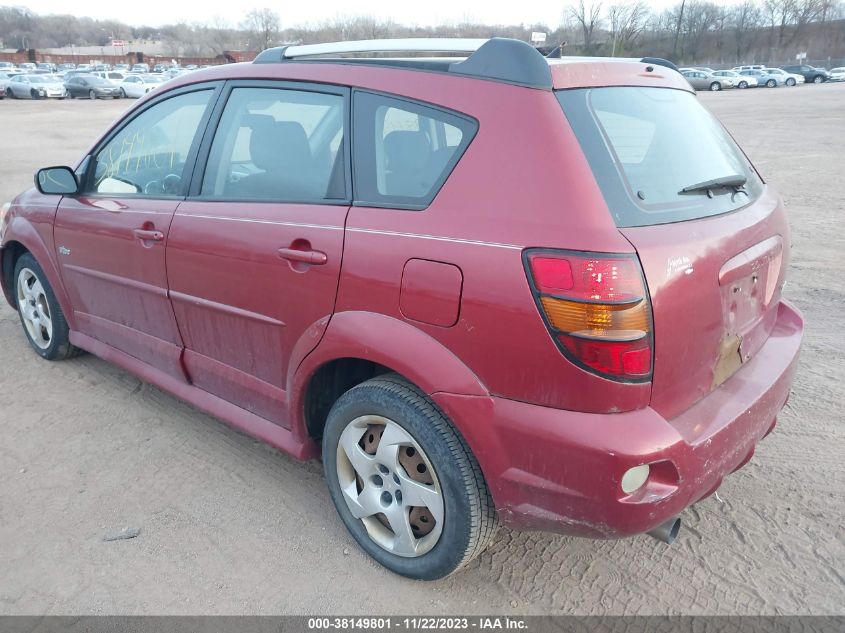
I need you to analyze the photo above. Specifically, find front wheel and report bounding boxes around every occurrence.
[766,79,777,88]
[738,80,748,89]
[813,75,823,84]
[709,81,721,91]
[786,78,796,86]
[120,88,127,98]
[322,374,497,580]
[88,89,96,99]
[13,253,80,360]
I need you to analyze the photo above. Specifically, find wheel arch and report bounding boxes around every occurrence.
[289,311,489,445]
[1,217,75,328]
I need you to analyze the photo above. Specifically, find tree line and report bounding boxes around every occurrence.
[1,1,843,65]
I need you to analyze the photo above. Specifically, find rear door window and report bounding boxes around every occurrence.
[352,91,477,209]
[557,86,763,227]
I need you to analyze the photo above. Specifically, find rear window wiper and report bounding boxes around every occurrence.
[679,174,747,195]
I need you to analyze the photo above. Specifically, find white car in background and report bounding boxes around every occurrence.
[763,68,804,86]
[92,70,128,86]
[712,69,758,88]
[118,73,164,98]
[829,67,845,82]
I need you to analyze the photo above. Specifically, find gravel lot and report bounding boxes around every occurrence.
[1,84,843,615]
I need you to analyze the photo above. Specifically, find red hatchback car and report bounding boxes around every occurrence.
[1,39,803,579]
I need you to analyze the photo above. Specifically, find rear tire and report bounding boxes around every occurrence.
[813,75,823,84]
[13,253,81,361]
[766,79,777,88]
[120,88,127,98]
[322,374,497,580]
[88,89,96,99]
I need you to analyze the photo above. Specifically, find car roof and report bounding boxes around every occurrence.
[163,37,691,94]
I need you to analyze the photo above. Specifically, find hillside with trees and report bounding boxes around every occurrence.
[1,1,843,65]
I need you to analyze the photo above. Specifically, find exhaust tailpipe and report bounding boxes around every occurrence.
[647,517,681,544]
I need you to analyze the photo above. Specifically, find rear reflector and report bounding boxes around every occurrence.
[525,250,653,381]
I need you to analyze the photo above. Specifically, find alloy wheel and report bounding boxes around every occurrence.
[16,268,53,350]
[335,415,444,557]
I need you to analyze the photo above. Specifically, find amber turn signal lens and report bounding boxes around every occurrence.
[540,297,650,338]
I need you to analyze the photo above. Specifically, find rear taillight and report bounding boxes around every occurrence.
[524,249,653,382]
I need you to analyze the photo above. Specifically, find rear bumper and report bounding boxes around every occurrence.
[434,299,803,539]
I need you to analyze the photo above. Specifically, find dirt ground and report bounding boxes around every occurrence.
[0,85,843,616]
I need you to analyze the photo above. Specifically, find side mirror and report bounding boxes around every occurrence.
[35,166,79,195]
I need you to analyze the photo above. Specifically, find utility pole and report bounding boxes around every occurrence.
[672,0,686,61]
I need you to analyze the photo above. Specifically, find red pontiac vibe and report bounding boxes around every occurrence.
[0,39,803,579]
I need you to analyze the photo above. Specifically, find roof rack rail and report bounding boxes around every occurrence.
[253,37,553,90]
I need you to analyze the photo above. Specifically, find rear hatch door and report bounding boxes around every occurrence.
[557,86,788,420]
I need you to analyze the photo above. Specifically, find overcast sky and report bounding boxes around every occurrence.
[28,0,745,29]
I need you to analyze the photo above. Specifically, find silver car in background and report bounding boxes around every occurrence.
[763,68,804,86]
[827,67,845,82]
[4,73,67,99]
[680,69,734,91]
[739,69,785,88]
[712,69,758,89]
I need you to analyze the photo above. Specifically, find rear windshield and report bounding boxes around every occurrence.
[557,87,763,228]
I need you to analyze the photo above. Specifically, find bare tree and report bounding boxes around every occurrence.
[764,0,796,49]
[681,1,722,61]
[672,0,687,58]
[243,7,280,51]
[567,0,603,54]
[607,2,650,56]
[730,0,762,61]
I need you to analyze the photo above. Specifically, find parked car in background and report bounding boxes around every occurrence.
[0,61,14,70]
[712,70,757,88]
[17,62,36,71]
[763,68,804,86]
[829,67,845,81]
[131,63,150,73]
[92,70,128,86]
[75,64,92,72]
[58,63,76,72]
[780,64,830,83]
[0,39,804,580]
[739,69,783,88]
[114,63,130,71]
[733,64,765,72]
[0,71,18,97]
[5,74,67,99]
[64,74,121,99]
[36,63,57,72]
[153,64,166,73]
[680,69,733,91]
[93,64,111,72]
[118,73,164,98]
